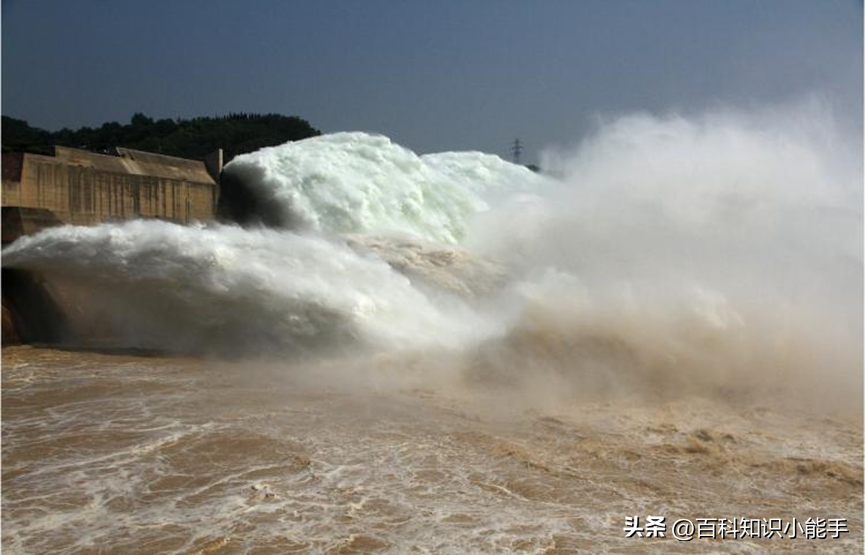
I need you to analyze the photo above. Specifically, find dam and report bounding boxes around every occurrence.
[2,145,222,231]
[2,145,223,344]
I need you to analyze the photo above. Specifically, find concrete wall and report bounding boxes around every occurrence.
[1,147,217,225]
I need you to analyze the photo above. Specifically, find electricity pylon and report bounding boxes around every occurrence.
[510,138,523,165]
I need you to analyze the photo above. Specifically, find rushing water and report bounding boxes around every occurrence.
[2,347,862,555]
[2,107,863,553]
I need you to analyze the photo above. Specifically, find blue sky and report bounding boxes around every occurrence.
[2,0,862,162]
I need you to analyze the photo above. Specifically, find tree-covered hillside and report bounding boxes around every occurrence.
[2,113,321,162]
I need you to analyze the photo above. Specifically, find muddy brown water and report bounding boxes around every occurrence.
[2,346,861,554]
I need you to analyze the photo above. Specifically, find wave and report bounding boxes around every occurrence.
[1,221,489,355]
[3,105,861,412]
[219,131,547,243]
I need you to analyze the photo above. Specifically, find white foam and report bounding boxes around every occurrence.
[223,132,547,243]
[2,221,487,354]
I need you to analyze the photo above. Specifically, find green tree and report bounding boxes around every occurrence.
[1,113,321,162]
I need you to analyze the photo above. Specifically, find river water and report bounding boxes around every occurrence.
[3,346,861,555]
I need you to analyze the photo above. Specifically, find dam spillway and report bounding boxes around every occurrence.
[1,145,223,344]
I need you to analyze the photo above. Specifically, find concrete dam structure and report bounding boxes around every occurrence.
[2,146,221,229]
[2,145,223,345]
